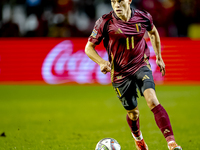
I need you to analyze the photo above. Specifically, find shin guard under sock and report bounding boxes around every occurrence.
[126,114,141,138]
[151,104,175,142]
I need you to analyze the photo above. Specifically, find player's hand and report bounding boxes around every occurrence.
[100,61,111,74]
[156,58,165,76]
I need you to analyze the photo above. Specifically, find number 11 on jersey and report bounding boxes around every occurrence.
[126,36,134,50]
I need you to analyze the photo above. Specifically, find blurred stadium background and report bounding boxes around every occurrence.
[0,0,200,150]
[0,0,200,38]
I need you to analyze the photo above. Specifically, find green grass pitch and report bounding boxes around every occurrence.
[0,85,200,150]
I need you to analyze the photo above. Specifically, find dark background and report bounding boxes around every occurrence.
[0,0,199,38]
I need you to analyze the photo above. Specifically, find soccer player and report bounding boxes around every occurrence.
[85,0,182,150]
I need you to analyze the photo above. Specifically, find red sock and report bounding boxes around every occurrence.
[126,114,141,137]
[151,104,175,143]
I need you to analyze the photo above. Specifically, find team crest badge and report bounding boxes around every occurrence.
[136,23,142,32]
[91,29,98,38]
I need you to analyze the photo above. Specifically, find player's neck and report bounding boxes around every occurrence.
[119,8,131,22]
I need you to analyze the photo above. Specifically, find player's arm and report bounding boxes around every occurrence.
[148,25,165,76]
[85,41,111,74]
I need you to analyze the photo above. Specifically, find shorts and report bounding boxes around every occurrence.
[112,66,155,110]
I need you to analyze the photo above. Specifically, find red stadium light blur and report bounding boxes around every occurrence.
[0,38,200,85]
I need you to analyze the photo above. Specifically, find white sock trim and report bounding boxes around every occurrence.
[168,141,175,144]
[131,132,143,141]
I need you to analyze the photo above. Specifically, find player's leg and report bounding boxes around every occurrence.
[143,88,182,150]
[126,106,148,150]
[135,66,182,150]
[113,80,141,137]
[126,106,140,138]
[112,80,148,150]
[143,88,175,141]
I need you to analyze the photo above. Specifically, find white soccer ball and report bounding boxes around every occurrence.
[95,138,121,150]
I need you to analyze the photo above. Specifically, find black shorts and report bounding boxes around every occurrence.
[112,66,155,110]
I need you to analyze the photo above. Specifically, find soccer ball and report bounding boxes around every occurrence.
[95,138,121,150]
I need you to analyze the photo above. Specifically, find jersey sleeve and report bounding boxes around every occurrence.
[138,10,154,31]
[143,10,154,31]
[88,17,105,45]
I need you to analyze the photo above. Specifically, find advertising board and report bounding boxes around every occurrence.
[0,38,199,84]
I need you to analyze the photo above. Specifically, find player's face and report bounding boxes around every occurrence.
[111,0,132,19]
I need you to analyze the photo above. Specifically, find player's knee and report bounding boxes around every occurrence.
[127,109,139,121]
[144,88,159,109]
[146,97,159,110]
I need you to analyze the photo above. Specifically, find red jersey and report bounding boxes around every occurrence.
[88,9,154,83]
